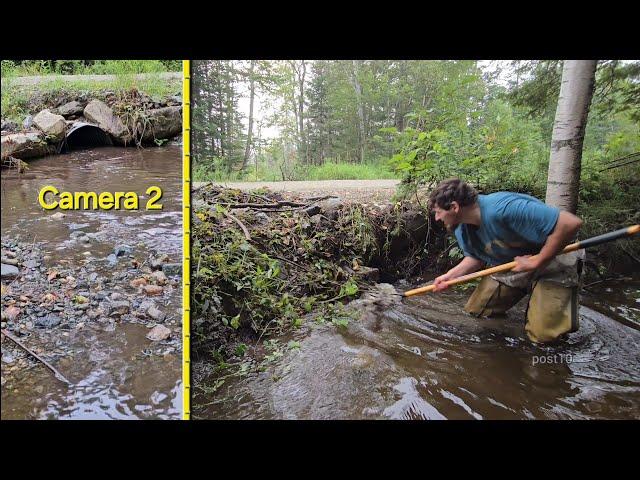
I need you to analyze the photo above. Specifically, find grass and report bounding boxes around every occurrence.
[1,60,180,77]
[194,161,400,182]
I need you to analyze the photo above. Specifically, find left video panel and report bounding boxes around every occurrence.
[1,60,184,419]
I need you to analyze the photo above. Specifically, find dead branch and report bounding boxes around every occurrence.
[1,329,72,385]
[223,211,251,241]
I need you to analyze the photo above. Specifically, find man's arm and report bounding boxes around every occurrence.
[513,210,583,272]
[433,256,485,291]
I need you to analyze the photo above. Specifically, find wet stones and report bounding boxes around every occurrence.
[143,285,163,296]
[114,244,133,257]
[150,271,167,286]
[162,263,181,276]
[150,254,170,270]
[35,313,61,329]
[107,301,130,317]
[146,324,171,342]
[2,257,19,266]
[146,305,166,322]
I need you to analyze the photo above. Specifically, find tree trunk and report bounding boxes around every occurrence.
[545,60,597,213]
[242,60,256,171]
[352,60,366,163]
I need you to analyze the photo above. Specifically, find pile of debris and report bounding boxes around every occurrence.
[191,185,449,362]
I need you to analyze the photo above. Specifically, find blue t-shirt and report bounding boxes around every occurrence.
[454,192,560,266]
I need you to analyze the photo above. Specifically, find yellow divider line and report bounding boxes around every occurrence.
[182,60,191,420]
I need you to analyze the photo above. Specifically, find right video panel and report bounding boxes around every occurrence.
[189,59,640,420]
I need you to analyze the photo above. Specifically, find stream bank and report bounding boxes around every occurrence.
[2,87,182,167]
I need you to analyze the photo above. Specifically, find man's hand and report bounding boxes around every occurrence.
[512,255,541,273]
[433,256,485,291]
[433,272,455,291]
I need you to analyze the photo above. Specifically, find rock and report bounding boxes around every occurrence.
[317,198,343,220]
[303,205,322,216]
[108,301,130,316]
[3,305,21,321]
[2,352,16,364]
[1,257,19,266]
[150,391,168,404]
[146,324,171,342]
[57,101,84,118]
[33,109,66,142]
[150,270,167,285]
[166,95,182,106]
[143,285,163,296]
[110,292,125,301]
[23,115,33,129]
[130,278,147,288]
[161,263,181,276]
[114,245,132,257]
[147,305,166,322]
[83,99,131,143]
[35,314,61,329]
[1,264,20,280]
[354,266,380,282]
[150,254,170,270]
[1,131,53,160]
[23,260,38,269]
[51,212,66,220]
[140,106,182,143]
[1,120,18,132]
[106,254,118,265]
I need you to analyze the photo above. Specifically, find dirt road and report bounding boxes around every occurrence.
[194,179,402,204]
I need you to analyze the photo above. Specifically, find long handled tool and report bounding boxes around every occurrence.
[403,224,640,298]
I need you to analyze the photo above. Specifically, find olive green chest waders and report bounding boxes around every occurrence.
[464,250,585,343]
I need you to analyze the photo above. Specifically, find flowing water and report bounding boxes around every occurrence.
[1,146,182,419]
[199,279,640,420]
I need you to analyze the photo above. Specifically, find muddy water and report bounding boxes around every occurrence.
[1,146,182,419]
[201,280,640,420]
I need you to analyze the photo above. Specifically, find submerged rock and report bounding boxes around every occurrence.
[35,314,61,329]
[146,324,171,341]
[114,245,133,257]
[162,263,181,276]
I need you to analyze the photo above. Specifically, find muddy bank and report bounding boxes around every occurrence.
[1,88,182,165]
[1,146,182,419]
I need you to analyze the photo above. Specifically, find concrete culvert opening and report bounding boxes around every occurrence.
[61,123,113,152]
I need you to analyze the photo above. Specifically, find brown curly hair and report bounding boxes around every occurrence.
[428,178,478,210]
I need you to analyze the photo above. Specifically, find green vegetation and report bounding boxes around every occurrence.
[194,160,398,182]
